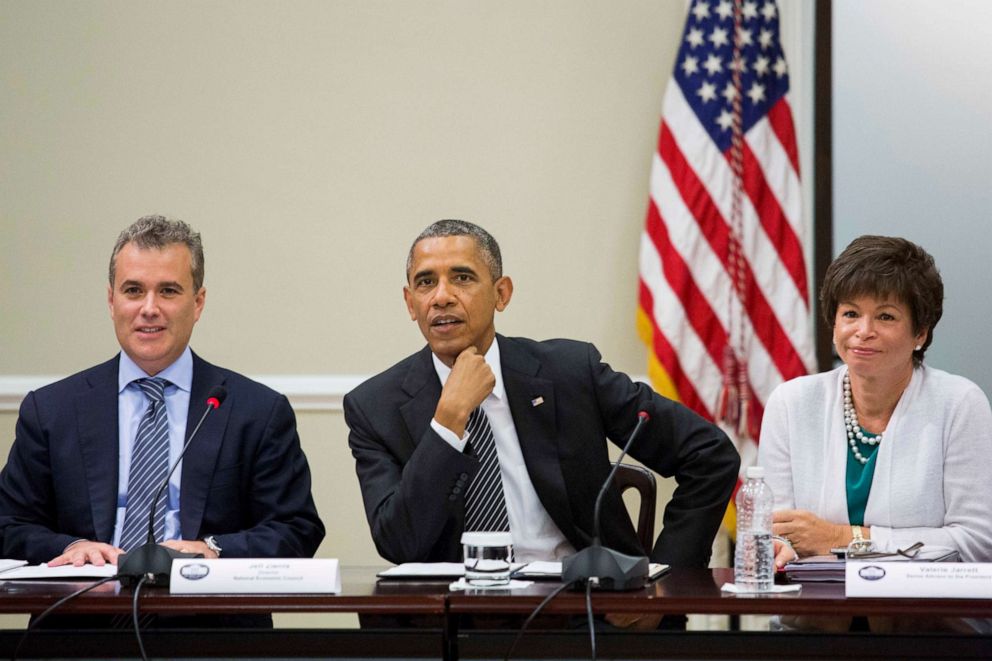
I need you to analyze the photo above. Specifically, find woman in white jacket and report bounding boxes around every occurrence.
[759,235,992,569]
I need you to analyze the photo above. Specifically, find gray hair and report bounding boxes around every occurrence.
[109,215,205,291]
[406,219,502,281]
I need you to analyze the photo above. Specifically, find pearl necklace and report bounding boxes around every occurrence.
[843,372,883,465]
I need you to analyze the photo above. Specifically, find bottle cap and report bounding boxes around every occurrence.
[745,466,765,479]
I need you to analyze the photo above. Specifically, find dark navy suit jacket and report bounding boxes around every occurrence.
[345,335,739,567]
[0,352,324,564]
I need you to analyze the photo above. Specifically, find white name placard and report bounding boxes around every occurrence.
[846,561,992,599]
[170,558,341,594]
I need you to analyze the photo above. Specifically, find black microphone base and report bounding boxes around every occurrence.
[561,545,649,591]
[117,544,203,587]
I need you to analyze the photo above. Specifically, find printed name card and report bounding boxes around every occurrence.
[170,558,341,594]
[846,561,992,599]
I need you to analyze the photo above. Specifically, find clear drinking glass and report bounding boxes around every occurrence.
[461,531,513,586]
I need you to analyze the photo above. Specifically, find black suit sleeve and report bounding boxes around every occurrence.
[344,392,479,563]
[588,345,740,567]
[0,392,84,563]
[206,395,325,558]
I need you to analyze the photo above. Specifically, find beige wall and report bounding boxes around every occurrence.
[0,3,820,633]
[0,0,818,632]
[1,0,687,377]
[1,0,688,563]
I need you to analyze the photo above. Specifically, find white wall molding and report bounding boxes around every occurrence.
[1,373,653,413]
[0,375,369,413]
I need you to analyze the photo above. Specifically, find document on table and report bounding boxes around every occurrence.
[784,546,958,583]
[378,562,524,579]
[0,562,116,580]
[0,560,27,574]
[378,561,669,581]
[782,556,847,582]
[512,561,670,581]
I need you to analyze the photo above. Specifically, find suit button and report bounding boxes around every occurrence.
[448,494,458,501]
[459,472,469,480]
[452,487,461,495]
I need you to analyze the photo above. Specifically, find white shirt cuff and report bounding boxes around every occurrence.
[431,418,469,453]
[867,525,893,552]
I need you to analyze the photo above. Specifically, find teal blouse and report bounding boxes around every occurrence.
[846,428,881,526]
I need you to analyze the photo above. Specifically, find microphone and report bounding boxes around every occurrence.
[562,410,651,590]
[118,386,228,586]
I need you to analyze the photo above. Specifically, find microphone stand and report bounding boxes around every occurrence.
[561,411,651,591]
[117,389,225,587]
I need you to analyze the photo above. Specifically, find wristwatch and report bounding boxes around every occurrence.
[848,525,872,555]
[203,535,223,557]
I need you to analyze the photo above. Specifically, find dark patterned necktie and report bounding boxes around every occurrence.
[119,377,171,551]
[463,407,510,532]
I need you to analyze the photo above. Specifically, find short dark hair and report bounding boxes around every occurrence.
[406,219,502,281]
[109,215,205,291]
[820,235,942,366]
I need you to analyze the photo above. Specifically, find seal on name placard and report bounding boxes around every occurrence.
[179,563,210,580]
[858,565,886,581]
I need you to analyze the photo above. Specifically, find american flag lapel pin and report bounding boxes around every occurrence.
[531,396,544,407]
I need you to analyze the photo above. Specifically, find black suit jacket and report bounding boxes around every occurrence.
[344,335,738,567]
[0,352,325,564]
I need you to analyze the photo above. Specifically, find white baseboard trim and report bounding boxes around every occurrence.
[0,375,370,413]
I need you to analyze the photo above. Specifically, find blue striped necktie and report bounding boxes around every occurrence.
[463,407,510,532]
[119,377,171,551]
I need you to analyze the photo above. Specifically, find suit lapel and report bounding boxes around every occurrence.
[497,336,576,540]
[75,357,122,543]
[178,353,231,539]
[398,346,443,452]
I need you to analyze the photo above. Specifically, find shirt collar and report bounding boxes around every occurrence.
[118,346,194,394]
[431,338,505,401]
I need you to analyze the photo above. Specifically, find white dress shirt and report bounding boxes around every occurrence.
[430,341,576,562]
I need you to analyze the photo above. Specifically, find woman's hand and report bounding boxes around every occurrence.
[772,509,848,557]
[772,537,798,569]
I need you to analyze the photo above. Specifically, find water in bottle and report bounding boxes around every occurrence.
[734,465,775,591]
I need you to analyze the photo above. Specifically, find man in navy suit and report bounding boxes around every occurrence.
[0,215,324,567]
[345,220,738,578]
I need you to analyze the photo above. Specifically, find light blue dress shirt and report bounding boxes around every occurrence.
[113,347,193,547]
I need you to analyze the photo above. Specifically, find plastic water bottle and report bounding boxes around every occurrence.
[734,466,774,591]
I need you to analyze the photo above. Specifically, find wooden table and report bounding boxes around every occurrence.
[450,567,992,617]
[448,567,992,659]
[0,566,988,659]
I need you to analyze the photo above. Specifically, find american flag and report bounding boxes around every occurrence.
[636,0,815,525]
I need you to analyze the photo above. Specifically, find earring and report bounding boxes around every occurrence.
[914,345,922,351]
